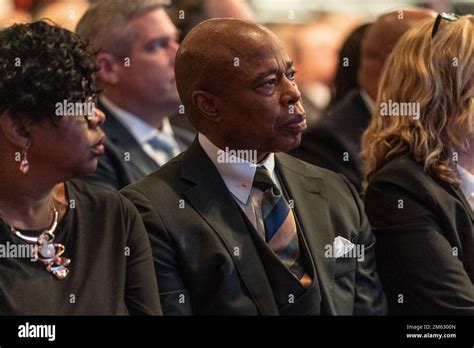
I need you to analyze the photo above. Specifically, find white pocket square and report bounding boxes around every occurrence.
[333,236,354,258]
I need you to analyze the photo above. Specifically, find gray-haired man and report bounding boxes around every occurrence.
[77,0,194,190]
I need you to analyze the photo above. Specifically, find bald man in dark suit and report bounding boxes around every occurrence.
[121,18,387,315]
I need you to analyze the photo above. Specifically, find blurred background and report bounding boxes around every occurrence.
[1,0,473,121]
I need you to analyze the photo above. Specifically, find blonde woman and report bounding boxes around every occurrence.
[362,14,474,315]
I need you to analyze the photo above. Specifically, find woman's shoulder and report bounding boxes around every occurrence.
[364,155,440,227]
[366,155,438,196]
[66,178,120,197]
[65,179,134,213]
[372,155,429,183]
[367,155,445,198]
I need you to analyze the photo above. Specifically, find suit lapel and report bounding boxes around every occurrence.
[275,153,337,314]
[181,141,278,314]
[98,101,159,176]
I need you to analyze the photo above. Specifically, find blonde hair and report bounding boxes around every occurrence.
[361,15,474,187]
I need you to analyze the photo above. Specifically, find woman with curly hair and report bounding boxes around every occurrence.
[0,21,162,315]
[362,14,474,314]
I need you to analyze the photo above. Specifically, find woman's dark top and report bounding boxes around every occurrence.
[0,179,162,315]
[364,155,474,315]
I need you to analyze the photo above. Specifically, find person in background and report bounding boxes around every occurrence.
[330,22,371,107]
[0,0,30,27]
[292,22,343,125]
[76,0,194,190]
[290,9,435,193]
[266,14,360,127]
[33,0,89,31]
[167,0,256,133]
[362,14,474,314]
[170,0,255,42]
[0,21,161,315]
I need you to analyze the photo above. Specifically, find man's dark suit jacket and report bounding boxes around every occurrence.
[121,139,387,315]
[290,89,371,193]
[364,155,474,315]
[84,101,195,190]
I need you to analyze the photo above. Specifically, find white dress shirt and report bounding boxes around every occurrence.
[198,133,283,240]
[458,165,474,211]
[100,96,181,166]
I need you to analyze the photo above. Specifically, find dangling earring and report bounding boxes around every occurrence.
[19,149,29,174]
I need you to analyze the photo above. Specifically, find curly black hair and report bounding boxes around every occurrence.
[0,21,99,123]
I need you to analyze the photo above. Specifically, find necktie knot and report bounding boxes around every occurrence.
[253,166,281,196]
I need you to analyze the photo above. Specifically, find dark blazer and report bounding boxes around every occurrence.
[364,155,474,315]
[121,139,387,315]
[290,88,371,193]
[83,101,195,190]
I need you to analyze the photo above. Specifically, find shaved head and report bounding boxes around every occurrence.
[175,18,282,126]
[175,18,306,160]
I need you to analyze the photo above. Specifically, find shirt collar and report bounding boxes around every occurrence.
[100,95,174,144]
[458,165,474,200]
[198,133,275,205]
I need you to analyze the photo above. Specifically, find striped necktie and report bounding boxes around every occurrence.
[145,134,178,163]
[253,166,312,288]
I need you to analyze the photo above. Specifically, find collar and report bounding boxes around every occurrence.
[359,89,375,114]
[458,165,474,201]
[100,95,174,145]
[198,133,275,205]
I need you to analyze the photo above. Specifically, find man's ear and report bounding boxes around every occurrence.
[96,52,120,85]
[0,112,32,150]
[191,90,221,123]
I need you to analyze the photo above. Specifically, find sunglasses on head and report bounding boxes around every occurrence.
[431,12,460,38]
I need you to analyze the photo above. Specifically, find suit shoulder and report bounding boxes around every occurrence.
[278,152,342,177]
[278,153,367,230]
[277,153,356,194]
[121,154,183,195]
